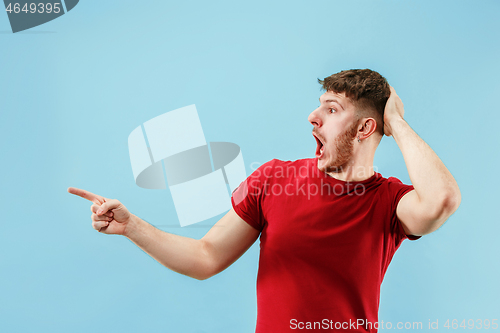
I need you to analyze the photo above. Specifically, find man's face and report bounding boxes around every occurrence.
[308,91,359,173]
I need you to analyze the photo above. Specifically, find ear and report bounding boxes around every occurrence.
[357,117,378,140]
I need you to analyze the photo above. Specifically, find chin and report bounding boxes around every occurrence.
[318,155,350,174]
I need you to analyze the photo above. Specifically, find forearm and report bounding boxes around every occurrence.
[124,214,213,280]
[391,118,461,216]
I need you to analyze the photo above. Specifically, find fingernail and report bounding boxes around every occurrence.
[97,209,103,215]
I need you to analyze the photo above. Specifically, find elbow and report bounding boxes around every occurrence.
[414,189,461,236]
[194,274,210,281]
[432,186,461,220]
[196,267,219,281]
[194,264,217,281]
[194,239,218,281]
[426,190,461,234]
[442,187,461,217]
[175,267,212,281]
[190,267,213,281]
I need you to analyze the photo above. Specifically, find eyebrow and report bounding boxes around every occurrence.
[319,97,345,110]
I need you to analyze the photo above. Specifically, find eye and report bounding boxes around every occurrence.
[329,108,337,113]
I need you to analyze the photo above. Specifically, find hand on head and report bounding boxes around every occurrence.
[68,187,131,235]
[383,86,405,137]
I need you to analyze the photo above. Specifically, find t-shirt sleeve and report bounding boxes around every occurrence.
[387,177,422,244]
[231,160,275,232]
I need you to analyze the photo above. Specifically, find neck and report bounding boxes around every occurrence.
[325,165,375,182]
[324,138,378,182]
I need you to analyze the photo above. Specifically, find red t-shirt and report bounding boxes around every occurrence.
[231,158,421,333]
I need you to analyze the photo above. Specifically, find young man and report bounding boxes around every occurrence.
[69,69,461,332]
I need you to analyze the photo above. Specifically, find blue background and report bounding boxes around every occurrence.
[1,1,499,332]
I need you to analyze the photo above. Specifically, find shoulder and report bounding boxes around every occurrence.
[386,175,405,184]
[376,174,415,206]
[384,175,413,192]
[359,173,413,198]
[372,173,410,187]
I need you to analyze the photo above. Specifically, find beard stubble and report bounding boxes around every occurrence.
[324,118,359,174]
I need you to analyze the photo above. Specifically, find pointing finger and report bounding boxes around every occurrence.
[68,187,106,205]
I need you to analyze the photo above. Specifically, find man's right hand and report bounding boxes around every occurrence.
[68,187,132,235]
[68,187,260,280]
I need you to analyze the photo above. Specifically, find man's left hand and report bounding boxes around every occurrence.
[383,86,405,137]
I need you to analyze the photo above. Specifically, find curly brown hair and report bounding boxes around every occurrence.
[318,69,390,136]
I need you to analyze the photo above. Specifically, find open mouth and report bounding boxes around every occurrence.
[313,132,325,158]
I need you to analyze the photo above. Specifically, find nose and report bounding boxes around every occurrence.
[308,108,322,127]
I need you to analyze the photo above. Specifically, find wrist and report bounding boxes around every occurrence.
[388,117,407,138]
[123,214,144,239]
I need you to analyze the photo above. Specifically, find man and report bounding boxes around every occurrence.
[69,69,461,332]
